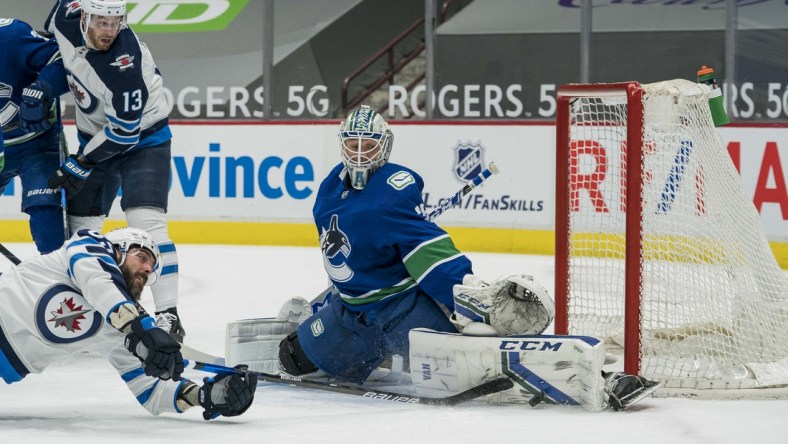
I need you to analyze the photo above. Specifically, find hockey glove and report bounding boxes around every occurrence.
[451,274,555,336]
[199,365,257,420]
[19,80,55,133]
[155,307,187,343]
[124,315,184,381]
[47,154,95,197]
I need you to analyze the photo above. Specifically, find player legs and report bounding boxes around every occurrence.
[119,144,179,313]
[10,135,64,253]
[291,291,457,384]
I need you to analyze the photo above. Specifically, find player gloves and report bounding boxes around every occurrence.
[124,315,184,381]
[19,80,55,133]
[48,154,95,196]
[198,365,258,420]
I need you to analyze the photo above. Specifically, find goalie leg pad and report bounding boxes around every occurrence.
[409,328,609,411]
[225,318,299,373]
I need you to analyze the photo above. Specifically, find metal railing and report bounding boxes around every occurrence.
[340,0,459,117]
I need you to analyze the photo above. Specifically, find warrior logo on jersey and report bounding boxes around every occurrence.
[67,75,99,114]
[453,141,485,182]
[35,284,101,344]
[319,214,354,282]
[110,54,135,71]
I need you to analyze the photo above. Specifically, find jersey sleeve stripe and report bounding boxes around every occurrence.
[135,380,159,405]
[107,113,142,132]
[104,126,140,145]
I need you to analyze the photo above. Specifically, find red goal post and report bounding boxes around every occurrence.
[554,80,788,397]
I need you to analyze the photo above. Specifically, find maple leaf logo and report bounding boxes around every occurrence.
[48,297,92,333]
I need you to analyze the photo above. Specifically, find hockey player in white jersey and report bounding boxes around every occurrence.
[0,228,257,420]
[227,106,660,411]
[30,0,186,342]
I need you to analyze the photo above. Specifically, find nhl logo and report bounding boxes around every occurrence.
[452,142,485,182]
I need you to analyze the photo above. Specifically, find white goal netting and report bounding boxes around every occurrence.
[561,79,788,395]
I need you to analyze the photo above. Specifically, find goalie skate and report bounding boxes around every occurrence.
[606,373,664,411]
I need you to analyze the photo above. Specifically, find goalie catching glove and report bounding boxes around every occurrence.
[451,274,555,336]
[178,365,258,420]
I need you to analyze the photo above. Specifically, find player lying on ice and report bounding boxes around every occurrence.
[0,227,256,420]
[227,105,660,411]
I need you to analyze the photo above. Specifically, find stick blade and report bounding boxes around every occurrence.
[424,377,514,406]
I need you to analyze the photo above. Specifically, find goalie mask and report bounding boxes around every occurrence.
[105,227,161,285]
[80,0,127,51]
[339,105,393,190]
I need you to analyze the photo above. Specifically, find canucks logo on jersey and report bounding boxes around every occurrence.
[319,214,354,282]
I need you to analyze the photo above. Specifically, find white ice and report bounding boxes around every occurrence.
[1,243,787,444]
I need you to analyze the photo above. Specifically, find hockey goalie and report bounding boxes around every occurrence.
[225,105,659,412]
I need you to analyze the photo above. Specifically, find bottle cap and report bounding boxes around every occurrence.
[697,65,714,76]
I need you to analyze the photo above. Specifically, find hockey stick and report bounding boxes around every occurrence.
[0,243,22,266]
[309,162,500,313]
[187,359,513,406]
[426,161,499,222]
[58,131,69,241]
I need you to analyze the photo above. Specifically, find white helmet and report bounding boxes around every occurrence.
[338,105,393,190]
[80,0,127,49]
[105,227,161,285]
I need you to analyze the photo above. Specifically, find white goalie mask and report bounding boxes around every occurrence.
[339,105,393,190]
[105,227,161,285]
[80,0,127,51]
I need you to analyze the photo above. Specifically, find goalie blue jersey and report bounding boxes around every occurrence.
[313,162,473,312]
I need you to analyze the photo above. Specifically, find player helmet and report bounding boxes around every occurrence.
[339,105,393,190]
[80,0,127,50]
[105,227,161,285]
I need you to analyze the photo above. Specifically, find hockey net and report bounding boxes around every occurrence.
[554,79,788,397]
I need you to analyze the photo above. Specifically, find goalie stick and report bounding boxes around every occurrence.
[309,161,500,313]
[186,359,513,406]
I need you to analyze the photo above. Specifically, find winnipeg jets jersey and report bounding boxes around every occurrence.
[0,230,187,415]
[0,18,66,147]
[313,163,473,312]
[45,1,171,163]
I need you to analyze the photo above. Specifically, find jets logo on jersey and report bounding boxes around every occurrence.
[110,54,135,71]
[65,1,82,16]
[453,142,485,182]
[319,214,354,282]
[67,75,99,114]
[35,284,102,344]
[48,297,92,333]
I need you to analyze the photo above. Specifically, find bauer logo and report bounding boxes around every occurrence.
[310,319,324,337]
[126,0,250,33]
[452,141,485,182]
